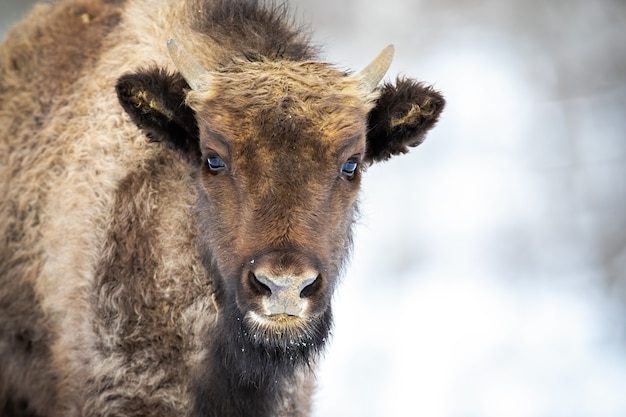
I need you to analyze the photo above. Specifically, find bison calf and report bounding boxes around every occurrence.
[0,0,444,416]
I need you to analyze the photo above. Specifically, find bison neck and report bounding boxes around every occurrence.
[194,343,290,417]
[192,313,319,417]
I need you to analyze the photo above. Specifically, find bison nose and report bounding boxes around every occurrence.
[248,271,321,316]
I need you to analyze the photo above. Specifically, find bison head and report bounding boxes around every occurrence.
[115,40,444,371]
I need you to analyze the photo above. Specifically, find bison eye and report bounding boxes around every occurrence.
[207,156,226,173]
[341,159,358,179]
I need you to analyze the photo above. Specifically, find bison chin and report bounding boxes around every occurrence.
[219,298,333,378]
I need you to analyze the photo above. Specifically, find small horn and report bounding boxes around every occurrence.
[167,38,209,90]
[354,44,395,93]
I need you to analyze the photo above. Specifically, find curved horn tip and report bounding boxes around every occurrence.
[357,44,396,93]
[381,44,395,59]
[166,37,209,91]
[166,38,179,54]
[166,38,185,62]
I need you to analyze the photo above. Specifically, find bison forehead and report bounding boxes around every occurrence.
[213,59,357,97]
[186,59,374,142]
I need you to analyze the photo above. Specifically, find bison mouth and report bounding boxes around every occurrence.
[220,300,333,375]
[243,311,330,353]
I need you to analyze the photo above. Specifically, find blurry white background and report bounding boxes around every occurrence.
[2,1,625,416]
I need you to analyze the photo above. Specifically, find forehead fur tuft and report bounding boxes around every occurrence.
[189,60,377,103]
[185,59,378,140]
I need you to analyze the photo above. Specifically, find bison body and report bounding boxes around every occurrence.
[0,1,444,416]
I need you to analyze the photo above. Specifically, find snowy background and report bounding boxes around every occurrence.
[3,1,626,416]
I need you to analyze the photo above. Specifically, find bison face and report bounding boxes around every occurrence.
[115,42,444,367]
[185,62,369,361]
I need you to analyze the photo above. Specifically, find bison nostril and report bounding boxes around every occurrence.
[299,275,322,298]
[248,271,272,296]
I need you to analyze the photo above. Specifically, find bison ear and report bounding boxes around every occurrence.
[115,67,200,161]
[365,77,445,164]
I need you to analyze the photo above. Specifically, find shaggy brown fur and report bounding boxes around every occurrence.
[0,1,445,416]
